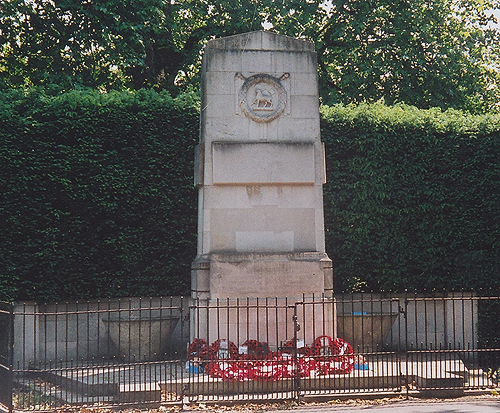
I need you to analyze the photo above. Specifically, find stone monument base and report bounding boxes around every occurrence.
[191,252,332,300]
[190,253,334,347]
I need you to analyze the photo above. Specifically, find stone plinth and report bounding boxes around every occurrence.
[191,31,333,342]
[192,252,332,300]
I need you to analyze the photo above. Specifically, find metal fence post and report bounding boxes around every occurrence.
[0,302,14,413]
[8,303,13,413]
[398,291,409,399]
[292,305,301,400]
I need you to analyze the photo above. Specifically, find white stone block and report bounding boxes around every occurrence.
[209,207,317,252]
[209,255,326,299]
[236,231,294,252]
[204,117,252,141]
[205,71,236,96]
[212,141,316,185]
[241,51,273,73]
[204,94,237,119]
[204,185,321,209]
[290,95,320,119]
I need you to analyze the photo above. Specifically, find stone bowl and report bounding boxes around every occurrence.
[103,315,180,361]
[337,313,399,352]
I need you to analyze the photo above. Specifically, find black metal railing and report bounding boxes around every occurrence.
[9,292,500,410]
[0,301,14,413]
[12,297,188,409]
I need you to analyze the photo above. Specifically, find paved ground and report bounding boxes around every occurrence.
[291,400,500,412]
[267,395,500,413]
[184,395,500,413]
[50,394,500,412]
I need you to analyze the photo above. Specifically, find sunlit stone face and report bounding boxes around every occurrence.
[192,31,332,301]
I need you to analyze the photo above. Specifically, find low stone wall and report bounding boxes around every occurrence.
[336,292,477,352]
[13,297,190,369]
[13,293,478,369]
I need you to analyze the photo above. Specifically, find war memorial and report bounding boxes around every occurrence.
[190,31,335,346]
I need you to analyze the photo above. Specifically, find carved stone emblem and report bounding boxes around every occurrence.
[238,73,288,123]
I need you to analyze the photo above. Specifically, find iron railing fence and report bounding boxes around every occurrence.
[403,292,500,396]
[12,297,188,409]
[8,292,500,410]
[335,292,500,398]
[0,302,13,413]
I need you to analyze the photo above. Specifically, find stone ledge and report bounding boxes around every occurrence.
[206,252,331,263]
[206,31,314,52]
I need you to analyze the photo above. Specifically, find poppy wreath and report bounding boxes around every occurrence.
[281,338,313,356]
[205,357,305,381]
[204,361,239,380]
[312,335,354,374]
[207,339,239,360]
[187,336,354,380]
[204,360,239,381]
[187,338,209,361]
[240,339,272,359]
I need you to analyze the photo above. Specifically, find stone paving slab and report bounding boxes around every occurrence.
[18,358,494,404]
[163,359,475,397]
[29,361,184,400]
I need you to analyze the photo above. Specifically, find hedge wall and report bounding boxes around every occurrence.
[1,90,499,301]
[321,103,500,292]
[1,89,199,301]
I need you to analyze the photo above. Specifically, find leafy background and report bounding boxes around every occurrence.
[2,0,500,112]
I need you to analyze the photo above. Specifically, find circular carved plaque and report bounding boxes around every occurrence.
[239,74,287,123]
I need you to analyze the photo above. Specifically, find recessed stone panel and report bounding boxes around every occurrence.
[210,255,325,298]
[212,142,315,184]
[209,207,316,252]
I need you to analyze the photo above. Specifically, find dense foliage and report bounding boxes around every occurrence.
[1,0,499,112]
[1,91,500,301]
[1,89,199,301]
[321,103,500,292]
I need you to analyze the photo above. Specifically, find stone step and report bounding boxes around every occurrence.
[18,358,493,404]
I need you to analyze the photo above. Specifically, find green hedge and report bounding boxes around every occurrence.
[321,103,500,292]
[1,89,199,301]
[1,91,500,301]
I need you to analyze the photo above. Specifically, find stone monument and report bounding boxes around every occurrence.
[191,31,333,344]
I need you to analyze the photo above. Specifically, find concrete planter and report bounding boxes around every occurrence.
[337,313,399,352]
[103,315,179,361]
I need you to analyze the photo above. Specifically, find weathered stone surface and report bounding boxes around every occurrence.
[192,31,332,303]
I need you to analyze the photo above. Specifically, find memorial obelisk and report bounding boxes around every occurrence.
[192,31,332,303]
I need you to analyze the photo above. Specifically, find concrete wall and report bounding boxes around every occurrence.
[13,293,478,368]
[336,292,478,352]
[13,297,190,369]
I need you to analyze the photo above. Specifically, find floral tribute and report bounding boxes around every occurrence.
[187,335,354,381]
